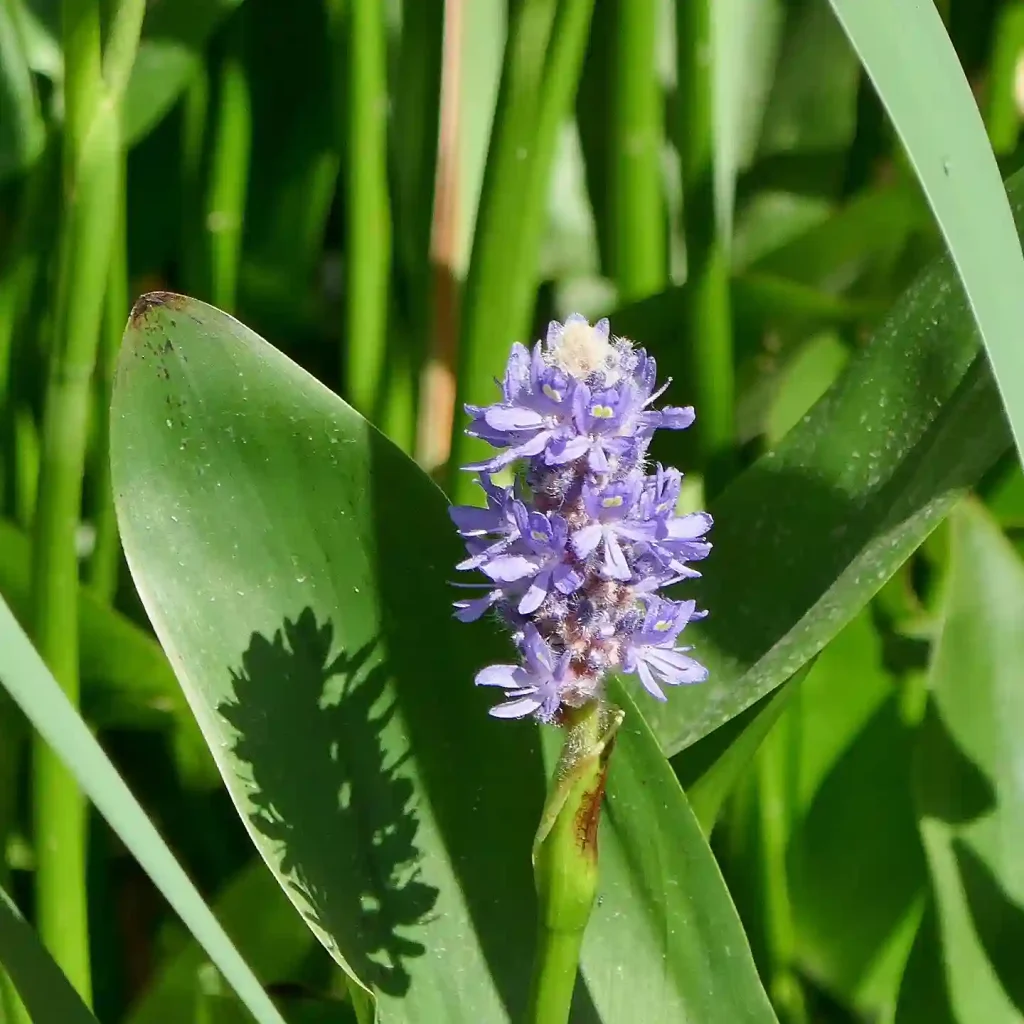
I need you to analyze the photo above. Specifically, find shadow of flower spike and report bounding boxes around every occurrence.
[218,607,438,997]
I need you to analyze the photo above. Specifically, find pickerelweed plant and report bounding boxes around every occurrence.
[449,315,713,1023]
[450,314,713,720]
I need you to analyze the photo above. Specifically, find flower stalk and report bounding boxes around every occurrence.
[527,700,621,1024]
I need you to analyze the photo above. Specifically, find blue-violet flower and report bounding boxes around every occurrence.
[450,315,712,721]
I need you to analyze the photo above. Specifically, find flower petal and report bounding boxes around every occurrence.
[572,523,603,558]
[518,569,552,614]
[453,594,500,622]
[667,512,713,540]
[489,695,543,719]
[601,535,632,580]
[644,647,708,684]
[475,664,520,689]
[484,406,547,431]
[481,554,538,583]
[636,660,667,700]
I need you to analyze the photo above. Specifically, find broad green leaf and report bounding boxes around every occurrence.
[0,595,287,1024]
[112,294,542,1022]
[582,685,778,1023]
[0,518,188,729]
[826,0,1024,467]
[0,0,45,182]
[915,501,1024,1022]
[642,173,1023,757]
[0,882,98,1024]
[111,293,778,1023]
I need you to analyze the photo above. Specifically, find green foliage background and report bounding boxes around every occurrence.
[2,0,1024,1022]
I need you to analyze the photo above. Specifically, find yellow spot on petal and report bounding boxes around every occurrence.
[654,620,673,632]
[602,496,624,508]
[542,383,563,402]
[531,530,549,543]
[590,405,614,419]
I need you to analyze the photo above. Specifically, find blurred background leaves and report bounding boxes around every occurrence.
[2,0,1024,1022]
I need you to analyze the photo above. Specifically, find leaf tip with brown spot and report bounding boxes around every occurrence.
[129,291,188,328]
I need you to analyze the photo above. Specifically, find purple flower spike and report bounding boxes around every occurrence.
[450,315,711,721]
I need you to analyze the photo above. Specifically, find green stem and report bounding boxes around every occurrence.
[344,0,391,420]
[448,0,593,498]
[86,145,127,602]
[30,0,143,1000]
[526,927,585,1024]
[677,0,734,495]
[527,702,611,1024]
[179,63,210,300]
[383,0,444,454]
[204,15,250,312]
[610,0,665,302]
[100,0,146,103]
[505,0,595,349]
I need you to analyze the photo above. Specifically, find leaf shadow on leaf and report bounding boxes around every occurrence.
[915,701,995,826]
[218,607,439,997]
[951,839,1024,1016]
[915,699,1024,1015]
[367,428,552,1021]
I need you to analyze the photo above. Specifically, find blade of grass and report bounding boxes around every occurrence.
[610,0,665,302]
[826,0,1024,467]
[342,0,392,422]
[0,594,289,1024]
[448,0,594,498]
[0,881,98,1024]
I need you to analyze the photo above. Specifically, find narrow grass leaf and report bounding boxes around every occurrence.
[826,0,1024,466]
[0,882,98,1024]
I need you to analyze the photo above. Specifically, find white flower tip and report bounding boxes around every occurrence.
[549,317,619,379]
